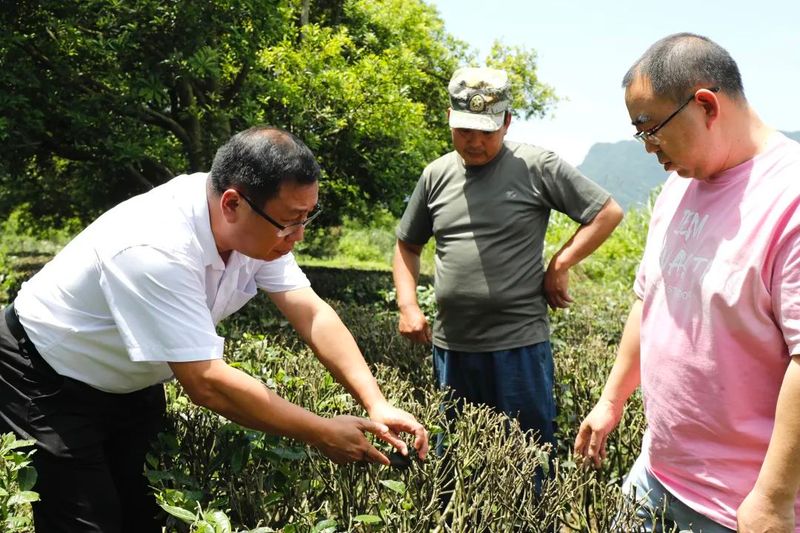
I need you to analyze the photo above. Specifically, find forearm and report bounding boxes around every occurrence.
[269,288,388,412]
[552,198,623,270]
[173,360,328,445]
[302,302,388,413]
[574,297,642,463]
[752,355,800,502]
[598,298,643,410]
[393,240,422,310]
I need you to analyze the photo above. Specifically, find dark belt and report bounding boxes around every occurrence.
[4,302,37,354]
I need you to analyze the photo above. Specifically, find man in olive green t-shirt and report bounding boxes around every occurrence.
[393,67,623,447]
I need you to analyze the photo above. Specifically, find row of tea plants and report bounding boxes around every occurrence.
[0,202,656,531]
[141,273,650,532]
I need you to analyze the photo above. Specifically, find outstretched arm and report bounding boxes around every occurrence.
[545,198,624,308]
[170,359,395,464]
[574,298,642,467]
[270,286,429,459]
[737,354,800,532]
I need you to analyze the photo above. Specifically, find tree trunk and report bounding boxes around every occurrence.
[301,0,310,27]
[176,78,204,172]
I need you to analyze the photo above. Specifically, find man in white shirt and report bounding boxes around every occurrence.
[0,126,429,533]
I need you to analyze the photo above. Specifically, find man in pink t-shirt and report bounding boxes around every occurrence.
[575,32,800,532]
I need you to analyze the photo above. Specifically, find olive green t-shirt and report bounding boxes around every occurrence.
[396,141,611,351]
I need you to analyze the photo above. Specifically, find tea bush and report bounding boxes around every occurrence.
[0,433,39,533]
[145,283,651,532]
[295,214,436,276]
[147,314,649,532]
[0,202,653,531]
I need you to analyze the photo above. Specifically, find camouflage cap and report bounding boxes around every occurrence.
[448,67,511,132]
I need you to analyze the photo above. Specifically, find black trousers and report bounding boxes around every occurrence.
[0,304,166,533]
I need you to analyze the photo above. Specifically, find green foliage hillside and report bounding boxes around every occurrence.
[0,0,556,225]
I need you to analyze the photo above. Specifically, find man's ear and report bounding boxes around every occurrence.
[220,189,242,222]
[695,88,720,126]
[504,111,512,128]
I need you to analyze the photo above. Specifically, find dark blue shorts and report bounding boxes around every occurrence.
[433,341,556,445]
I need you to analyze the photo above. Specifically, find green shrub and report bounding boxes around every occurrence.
[0,202,654,531]
[147,332,648,532]
[296,212,397,265]
[0,433,39,533]
[0,204,80,303]
[294,225,343,259]
[1,203,82,249]
[295,212,436,276]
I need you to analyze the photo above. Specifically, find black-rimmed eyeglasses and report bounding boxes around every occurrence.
[237,190,322,238]
[634,87,719,145]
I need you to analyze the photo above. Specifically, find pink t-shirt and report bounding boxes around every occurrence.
[635,132,800,530]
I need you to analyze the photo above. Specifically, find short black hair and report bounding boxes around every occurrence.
[209,126,321,205]
[622,33,745,103]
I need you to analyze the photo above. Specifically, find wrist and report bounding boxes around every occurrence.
[752,477,800,507]
[363,394,389,416]
[299,412,333,448]
[397,301,421,313]
[598,396,625,417]
[551,253,574,273]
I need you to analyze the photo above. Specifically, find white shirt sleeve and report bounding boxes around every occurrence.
[98,245,225,362]
[254,252,311,293]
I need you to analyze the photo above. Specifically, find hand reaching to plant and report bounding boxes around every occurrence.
[313,415,396,465]
[367,401,429,460]
[573,398,624,468]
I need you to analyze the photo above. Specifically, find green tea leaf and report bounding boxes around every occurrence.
[16,466,37,491]
[7,490,39,505]
[379,479,406,494]
[158,503,197,524]
[354,514,382,524]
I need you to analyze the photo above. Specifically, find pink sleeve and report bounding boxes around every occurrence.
[634,260,646,300]
[632,174,679,301]
[770,224,800,355]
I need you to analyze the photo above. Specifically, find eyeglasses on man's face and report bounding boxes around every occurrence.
[634,87,720,146]
[236,190,322,238]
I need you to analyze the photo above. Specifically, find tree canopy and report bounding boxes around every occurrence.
[1,0,557,224]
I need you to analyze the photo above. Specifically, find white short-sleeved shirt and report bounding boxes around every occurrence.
[14,173,310,393]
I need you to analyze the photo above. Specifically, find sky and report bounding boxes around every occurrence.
[428,0,800,166]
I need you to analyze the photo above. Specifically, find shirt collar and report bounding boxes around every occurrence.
[191,173,227,271]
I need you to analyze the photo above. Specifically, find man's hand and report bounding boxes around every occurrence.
[544,259,574,309]
[368,401,429,460]
[398,304,432,344]
[312,415,397,465]
[573,399,623,468]
[543,198,623,310]
[737,487,795,532]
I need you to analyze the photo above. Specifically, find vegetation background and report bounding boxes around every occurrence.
[1,1,660,531]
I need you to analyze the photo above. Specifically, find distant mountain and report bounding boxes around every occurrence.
[785,130,800,143]
[578,130,800,210]
[577,140,666,210]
